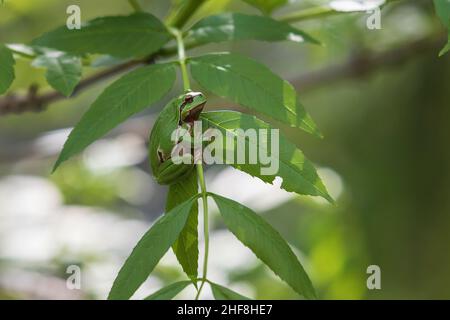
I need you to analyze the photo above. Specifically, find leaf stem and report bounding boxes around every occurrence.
[128,0,143,12]
[171,28,191,91]
[195,164,209,300]
[167,0,207,29]
[171,26,210,300]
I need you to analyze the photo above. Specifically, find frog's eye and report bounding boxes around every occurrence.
[184,95,194,104]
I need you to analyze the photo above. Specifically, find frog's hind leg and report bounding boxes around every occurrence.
[157,148,166,163]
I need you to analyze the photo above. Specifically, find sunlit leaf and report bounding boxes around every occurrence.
[211,194,317,299]
[209,282,251,300]
[32,51,82,96]
[33,13,171,58]
[0,44,15,95]
[329,0,385,12]
[108,196,199,300]
[6,43,36,57]
[190,53,321,137]
[166,171,199,282]
[186,13,319,46]
[54,63,176,171]
[144,281,191,300]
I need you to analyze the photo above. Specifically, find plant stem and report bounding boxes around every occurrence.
[171,26,210,300]
[167,0,206,29]
[171,28,191,91]
[195,164,209,300]
[128,0,143,12]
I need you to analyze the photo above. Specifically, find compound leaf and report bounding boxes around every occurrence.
[33,13,171,58]
[211,193,316,299]
[190,53,321,137]
[108,196,199,300]
[201,111,333,202]
[54,62,176,171]
[186,13,319,46]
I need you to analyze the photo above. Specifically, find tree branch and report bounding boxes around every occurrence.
[293,34,446,91]
[0,33,446,162]
[0,0,208,116]
[0,0,439,116]
[0,59,148,115]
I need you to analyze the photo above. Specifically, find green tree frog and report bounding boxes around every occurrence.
[149,91,207,185]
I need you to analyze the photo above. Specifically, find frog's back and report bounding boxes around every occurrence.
[149,97,181,170]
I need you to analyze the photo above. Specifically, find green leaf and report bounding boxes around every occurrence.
[209,282,251,300]
[54,63,176,171]
[166,171,199,283]
[144,281,191,300]
[434,0,450,56]
[186,13,319,46]
[32,51,82,96]
[108,195,199,300]
[211,194,316,299]
[33,13,171,58]
[201,111,333,202]
[439,38,450,56]
[190,53,321,137]
[6,43,36,58]
[241,0,288,14]
[0,44,15,95]
[434,0,450,26]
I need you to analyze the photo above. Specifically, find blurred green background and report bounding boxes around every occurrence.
[0,0,449,299]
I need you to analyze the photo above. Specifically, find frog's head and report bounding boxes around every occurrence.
[180,91,206,123]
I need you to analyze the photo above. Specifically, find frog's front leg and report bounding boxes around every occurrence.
[157,147,169,164]
[155,154,194,185]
